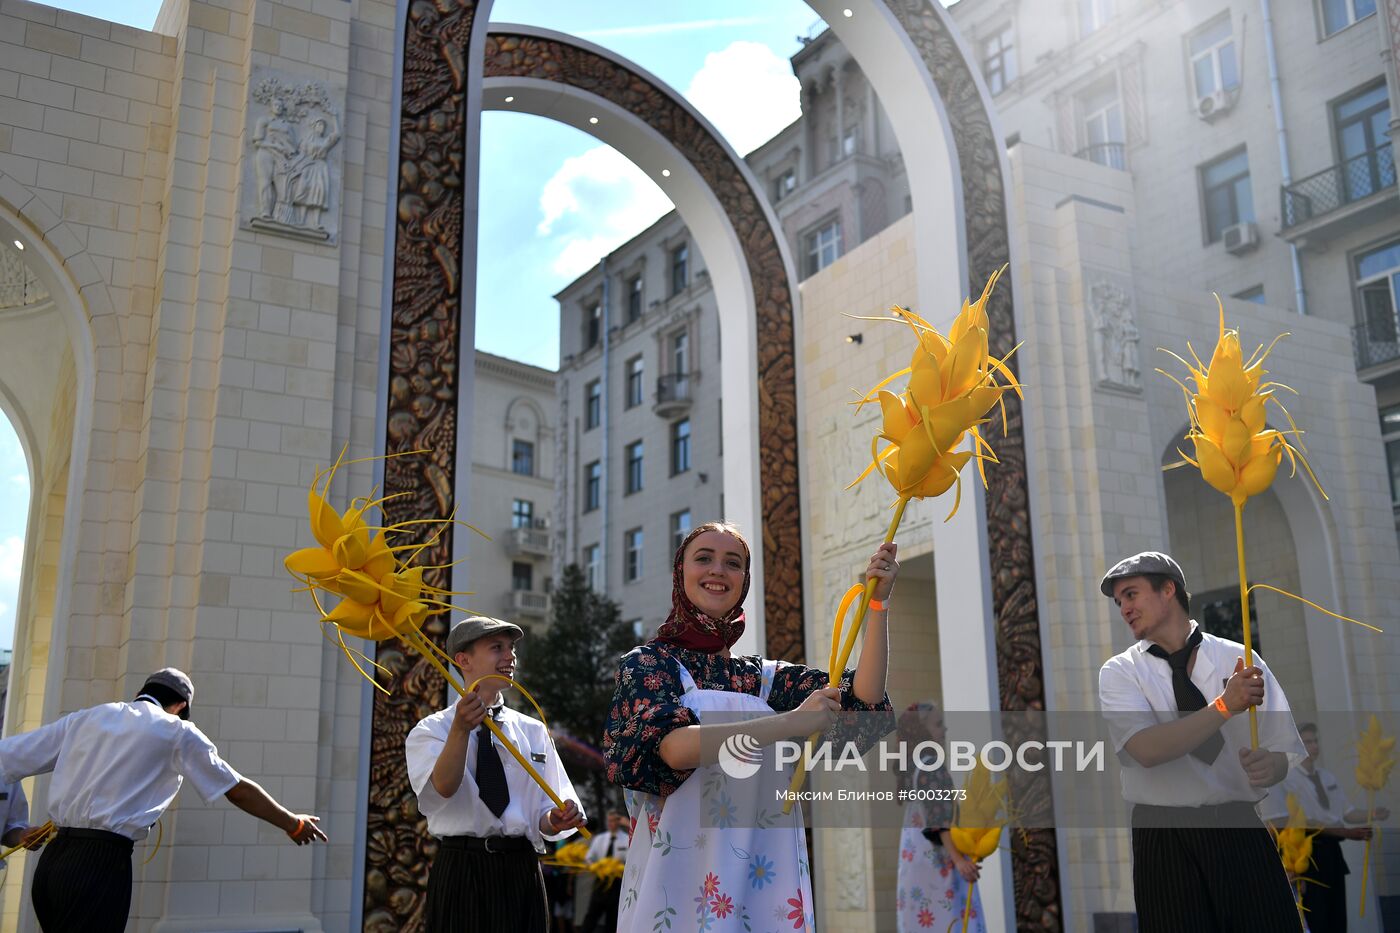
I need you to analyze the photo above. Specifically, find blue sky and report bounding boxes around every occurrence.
[0,0,823,647]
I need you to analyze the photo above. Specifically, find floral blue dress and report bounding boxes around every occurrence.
[895,760,985,932]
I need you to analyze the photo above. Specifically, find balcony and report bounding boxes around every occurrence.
[503,525,551,558]
[1281,144,1396,245]
[1354,319,1400,375]
[1073,142,1127,172]
[509,589,551,618]
[654,372,693,417]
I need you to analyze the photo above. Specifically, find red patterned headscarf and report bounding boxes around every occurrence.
[652,522,750,654]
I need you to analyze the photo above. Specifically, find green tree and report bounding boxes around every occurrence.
[521,563,636,820]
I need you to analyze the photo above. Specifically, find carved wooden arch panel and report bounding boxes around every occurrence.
[878,1,1062,928]
[365,6,804,929]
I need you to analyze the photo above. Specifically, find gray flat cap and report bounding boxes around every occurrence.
[1100,551,1187,598]
[445,616,524,656]
[143,667,194,720]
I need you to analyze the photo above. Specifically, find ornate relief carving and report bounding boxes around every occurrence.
[880,2,1062,928]
[831,827,868,908]
[481,32,806,664]
[1089,280,1141,391]
[0,242,47,309]
[241,68,344,243]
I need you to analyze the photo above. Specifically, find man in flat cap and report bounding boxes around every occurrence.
[0,667,326,931]
[1097,551,1304,932]
[406,616,586,933]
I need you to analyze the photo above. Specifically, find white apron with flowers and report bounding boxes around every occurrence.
[618,659,815,933]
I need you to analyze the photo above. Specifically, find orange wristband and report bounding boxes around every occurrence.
[288,818,305,840]
[1213,695,1232,719]
[868,598,887,612]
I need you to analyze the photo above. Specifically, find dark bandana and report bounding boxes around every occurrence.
[652,525,750,654]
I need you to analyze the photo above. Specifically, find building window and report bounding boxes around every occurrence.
[842,126,858,157]
[1381,404,1400,504]
[1233,285,1266,304]
[629,618,645,638]
[627,275,643,324]
[1188,17,1238,99]
[626,355,644,408]
[672,330,689,377]
[1356,239,1400,352]
[511,561,533,592]
[671,508,692,553]
[585,303,602,349]
[671,243,689,295]
[1079,79,1125,169]
[585,379,601,430]
[773,168,796,202]
[625,440,644,494]
[583,544,600,590]
[584,460,601,512]
[1334,83,1393,203]
[624,527,643,582]
[1320,0,1376,37]
[511,499,533,529]
[1079,0,1113,36]
[1200,149,1255,243]
[511,439,535,476]
[803,217,843,278]
[982,24,1016,95]
[671,418,691,475]
[1192,585,1261,653]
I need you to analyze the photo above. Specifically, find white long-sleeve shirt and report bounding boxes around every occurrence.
[0,700,241,841]
[406,703,583,852]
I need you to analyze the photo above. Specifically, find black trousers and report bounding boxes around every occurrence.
[1131,803,1302,933]
[1301,835,1349,932]
[31,828,135,933]
[580,881,620,933]
[427,835,548,933]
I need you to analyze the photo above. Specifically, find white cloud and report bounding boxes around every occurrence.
[685,41,801,156]
[578,17,769,39]
[535,146,672,280]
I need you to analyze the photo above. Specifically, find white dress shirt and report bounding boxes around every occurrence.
[0,780,28,842]
[1099,621,1305,807]
[0,700,242,840]
[1259,763,1353,826]
[585,825,630,864]
[406,703,584,852]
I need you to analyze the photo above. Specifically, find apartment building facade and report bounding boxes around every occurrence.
[948,0,1400,523]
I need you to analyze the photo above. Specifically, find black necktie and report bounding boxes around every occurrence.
[605,832,615,857]
[476,720,510,818]
[1146,627,1223,764]
[1308,769,1330,810]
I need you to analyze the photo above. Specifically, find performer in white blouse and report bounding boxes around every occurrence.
[0,667,326,932]
[406,616,586,933]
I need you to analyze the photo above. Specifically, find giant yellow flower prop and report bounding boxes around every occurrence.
[1275,791,1317,922]
[785,269,1023,812]
[1161,303,1378,745]
[948,760,1010,933]
[1355,715,1394,916]
[284,448,589,837]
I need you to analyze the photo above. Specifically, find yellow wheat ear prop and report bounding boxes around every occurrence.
[0,820,55,862]
[283,449,588,838]
[1355,715,1394,917]
[948,760,1010,933]
[1158,300,1379,746]
[1275,792,1318,922]
[783,268,1024,815]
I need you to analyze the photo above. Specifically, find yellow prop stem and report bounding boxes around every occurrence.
[465,674,591,840]
[783,497,910,813]
[0,820,55,861]
[1360,789,1373,917]
[962,881,975,933]
[1233,501,1259,748]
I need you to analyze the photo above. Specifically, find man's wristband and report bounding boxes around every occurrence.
[1213,695,1233,719]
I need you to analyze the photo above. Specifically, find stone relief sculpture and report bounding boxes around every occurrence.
[1090,280,1141,390]
[243,69,344,243]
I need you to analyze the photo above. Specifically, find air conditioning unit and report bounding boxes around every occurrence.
[1222,222,1259,255]
[1195,89,1233,121]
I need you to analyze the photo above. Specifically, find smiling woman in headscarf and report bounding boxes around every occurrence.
[603,520,896,931]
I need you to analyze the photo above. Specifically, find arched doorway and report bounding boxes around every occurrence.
[364,2,1056,928]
